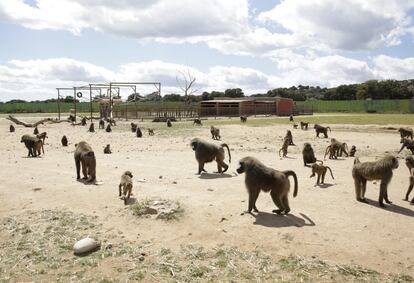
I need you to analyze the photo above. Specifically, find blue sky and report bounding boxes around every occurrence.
[0,0,413,101]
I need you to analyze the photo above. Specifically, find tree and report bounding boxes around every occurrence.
[176,69,199,105]
[224,88,244,98]
[127,93,142,102]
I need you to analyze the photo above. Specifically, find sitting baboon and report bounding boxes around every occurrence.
[131,122,137,132]
[399,138,414,154]
[167,119,172,127]
[398,127,413,139]
[240,116,247,123]
[289,115,293,122]
[193,118,203,126]
[300,121,309,130]
[210,126,220,140]
[302,143,321,167]
[324,139,348,159]
[404,156,414,204]
[279,137,290,158]
[33,127,39,135]
[148,128,155,136]
[74,141,96,182]
[106,124,112,133]
[68,115,75,122]
[36,132,48,143]
[106,118,116,126]
[352,155,399,207]
[104,144,112,154]
[99,119,105,129]
[119,171,133,205]
[349,145,356,157]
[310,163,334,185]
[285,130,295,145]
[88,123,95,133]
[293,123,298,129]
[314,124,331,138]
[20,135,43,157]
[136,127,142,138]
[9,125,15,132]
[237,156,298,214]
[61,135,68,147]
[81,117,87,126]
[190,138,231,174]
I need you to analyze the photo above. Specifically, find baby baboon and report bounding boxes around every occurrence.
[119,171,133,205]
[310,163,334,185]
[193,118,203,126]
[20,134,43,157]
[190,138,231,174]
[33,139,44,157]
[33,127,39,135]
[167,119,172,127]
[81,117,87,126]
[61,135,68,146]
[99,119,105,129]
[285,130,295,146]
[74,141,96,182]
[136,127,142,138]
[36,132,48,143]
[89,123,95,133]
[398,127,413,139]
[9,125,15,132]
[131,122,137,132]
[104,144,112,154]
[314,124,331,138]
[293,123,298,129]
[349,145,356,157]
[404,156,414,204]
[240,116,247,123]
[289,115,294,122]
[237,156,298,214]
[300,121,309,130]
[352,155,399,207]
[399,138,414,154]
[106,124,112,133]
[210,126,220,140]
[279,137,290,158]
[302,143,321,166]
[148,128,155,136]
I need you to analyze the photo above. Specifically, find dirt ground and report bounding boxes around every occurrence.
[0,115,413,282]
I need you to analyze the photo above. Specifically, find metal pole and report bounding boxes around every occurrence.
[109,83,112,118]
[57,89,61,120]
[89,84,93,120]
[73,87,77,121]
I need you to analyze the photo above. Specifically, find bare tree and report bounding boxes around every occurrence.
[176,69,199,105]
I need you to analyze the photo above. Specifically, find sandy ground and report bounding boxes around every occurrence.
[0,115,413,279]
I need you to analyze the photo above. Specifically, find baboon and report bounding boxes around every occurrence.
[310,163,334,185]
[324,139,348,159]
[167,119,172,127]
[61,135,68,147]
[236,156,298,214]
[99,119,105,129]
[68,115,75,122]
[302,143,322,166]
[36,132,48,143]
[148,128,155,136]
[106,124,112,133]
[240,116,247,123]
[119,171,133,205]
[190,138,231,174]
[399,138,414,154]
[300,122,309,130]
[106,118,116,126]
[279,137,290,158]
[104,144,112,154]
[136,127,142,138]
[89,123,95,133]
[398,127,413,139]
[20,135,43,157]
[33,127,39,135]
[289,115,293,121]
[285,130,295,146]
[33,139,44,157]
[352,155,399,207]
[131,122,137,132]
[314,124,331,138]
[404,156,414,204]
[293,123,298,129]
[9,125,15,132]
[81,117,87,126]
[349,145,356,157]
[210,126,220,140]
[74,141,96,182]
[193,118,203,126]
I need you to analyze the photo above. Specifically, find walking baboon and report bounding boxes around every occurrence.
[240,116,247,123]
[399,138,414,154]
[119,171,133,205]
[352,155,399,207]
[167,119,172,127]
[349,145,356,157]
[89,123,95,133]
[310,163,334,185]
[300,122,309,130]
[236,156,298,214]
[193,118,202,126]
[9,125,15,132]
[314,124,331,138]
[74,141,96,182]
[285,130,295,145]
[210,126,220,140]
[20,135,43,157]
[36,132,48,143]
[81,117,87,126]
[104,144,112,154]
[324,139,348,159]
[148,128,155,136]
[398,127,413,139]
[99,119,105,129]
[33,139,44,157]
[293,123,298,129]
[136,127,142,138]
[33,127,39,135]
[61,135,68,147]
[190,138,231,174]
[279,137,290,158]
[106,124,111,133]
[302,143,322,167]
[404,156,414,204]
[131,122,137,132]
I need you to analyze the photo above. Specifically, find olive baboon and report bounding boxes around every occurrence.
[310,163,334,185]
[131,122,137,132]
[279,137,290,158]
[119,171,133,205]
[193,118,202,126]
[236,156,298,214]
[190,138,231,174]
[9,125,15,132]
[68,115,75,122]
[104,144,112,154]
[289,115,294,122]
[136,127,142,138]
[404,156,414,204]
[148,128,155,136]
[210,126,220,140]
[106,124,112,133]
[302,143,322,166]
[167,119,172,127]
[300,122,309,130]
[20,135,43,157]
[398,127,413,139]
[314,124,331,138]
[240,116,247,123]
[36,132,48,143]
[81,117,87,126]
[285,130,295,146]
[89,123,95,133]
[293,123,298,129]
[33,127,39,135]
[74,141,96,182]
[349,145,356,157]
[352,155,399,207]
[106,118,116,126]
[399,138,414,154]
[61,135,68,146]
[99,119,105,129]
[324,139,348,159]
[33,139,44,157]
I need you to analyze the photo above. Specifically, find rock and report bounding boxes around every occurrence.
[73,237,100,255]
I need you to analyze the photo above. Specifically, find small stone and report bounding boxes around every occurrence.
[159,176,163,179]
[73,237,100,255]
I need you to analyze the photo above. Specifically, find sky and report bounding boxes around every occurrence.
[0,0,414,101]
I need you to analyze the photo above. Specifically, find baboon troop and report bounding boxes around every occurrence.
[398,127,413,139]
[193,118,202,126]
[240,116,247,123]
[99,119,105,129]
[190,138,231,174]
[302,143,319,167]
[167,119,172,127]
[131,122,137,132]
[349,145,356,157]
[314,124,331,138]
[404,156,414,204]
[399,138,414,154]
[104,144,112,154]
[9,125,15,132]
[74,141,96,182]
[310,163,334,185]
[237,156,298,214]
[300,122,309,130]
[136,127,142,138]
[148,128,155,136]
[21,134,44,157]
[36,132,48,143]
[210,126,220,140]
[81,117,87,126]
[119,171,133,205]
[33,127,39,135]
[89,123,95,133]
[352,155,399,207]
[106,124,112,133]
[61,135,68,147]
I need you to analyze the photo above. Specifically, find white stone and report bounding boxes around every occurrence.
[73,237,100,255]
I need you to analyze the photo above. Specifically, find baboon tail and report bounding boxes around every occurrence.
[323,146,330,160]
[41,141,44,154]
[316,160,324,165]
[327,166,334,180]
[221,143,231,163]
[283,170,298,197]
[327,127,331,132]
[354,157,360,165]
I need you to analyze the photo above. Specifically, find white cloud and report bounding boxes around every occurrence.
[372,55,414,79]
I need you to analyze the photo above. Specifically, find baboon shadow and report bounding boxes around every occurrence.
[124,197,137,205]
[198,173,235,179]
[77,179,97,186]
[314,183,334,189]
[364,198,414,217]
[252,212,315,228]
